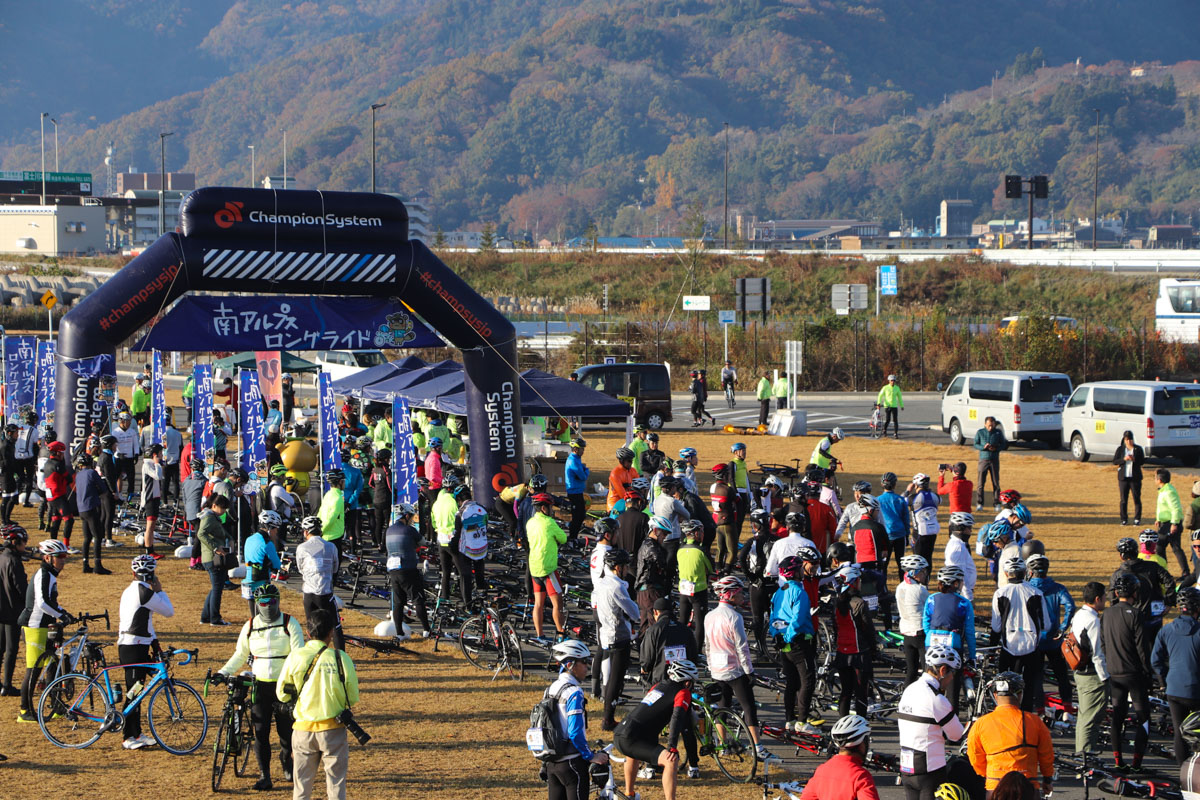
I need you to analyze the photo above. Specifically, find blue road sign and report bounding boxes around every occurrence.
[880,264,898,296]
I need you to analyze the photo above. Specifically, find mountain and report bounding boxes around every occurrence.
[2,0,1200,234]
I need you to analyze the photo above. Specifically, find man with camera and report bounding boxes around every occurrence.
[277,608,363,800]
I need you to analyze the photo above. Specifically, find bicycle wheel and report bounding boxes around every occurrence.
[38,672,112,749]
[233,706,254,777]
[458,616,500,672]
[499,621,524,682]
[711,707,757,783]
[211,708,232,792]
[147,679,208,755]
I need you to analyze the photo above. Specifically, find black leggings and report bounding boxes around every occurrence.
[997,649,1040,712]
[678,589,707,642]
[1109,673,1150,765]
[1035,646,1073,707]
[903,634,924,685]
[118,642,152,739]
[882,407,899,436]
[717,673,759,728]
[79,509,104,566]
[493,496,517,541]
[601,641,631,727]
[835,652,873,718]
[777,638,816,722]
[748,583,775,654]
[902,766,945,800]
[252,678,293,780]
[567,493,586,539]
[547,757,589,800]
[0,622,18,688]
[389,568,430,634]
[912,534,936,564]
[886,538,906,580]
[1168,696,1200,765]
[715,522,738,572]
[370,503,389,548]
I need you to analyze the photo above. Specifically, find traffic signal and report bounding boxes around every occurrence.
[1032,175,1049,199]
[1004,175,1023,199]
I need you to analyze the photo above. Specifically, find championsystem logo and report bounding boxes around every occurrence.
[486,382,518,492]
[215,203,384,231]
[415,269,493,338]
[98,262,179,332]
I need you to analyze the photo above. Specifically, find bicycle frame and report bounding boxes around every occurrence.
[61,649,195,731]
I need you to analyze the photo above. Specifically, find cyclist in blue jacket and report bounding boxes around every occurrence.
[1027,554,1076,709]
[565,438,590,540]
[242,510,283,618]
[877,472,910,579]
[922,565,976,709]
[769,556,820,733]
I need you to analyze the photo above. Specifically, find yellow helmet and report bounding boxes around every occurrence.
[934,785,969,800]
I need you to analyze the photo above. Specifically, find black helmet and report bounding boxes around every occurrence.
[1018,539,1045,560]
[593,517,618,539]
[43,428,57,442]
[326,469,345,483]
[2,424,16,434]
[1116,537,1139,559]
[1113,572,1141,600]
[616,447,634,462]
[101,435,117,448]
[229,467,248,482]
[880,472,897,490]
[852,480,871,494]
[785,509,807,530]
[990,671,1024,697]
[826,541,853,565]
[1181,587,1200,616]
[189,457,206,472]
[603,548,632,569]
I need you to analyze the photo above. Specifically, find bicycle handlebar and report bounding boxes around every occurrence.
[163,647,198,666]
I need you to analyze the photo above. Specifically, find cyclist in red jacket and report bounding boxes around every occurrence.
[800,714,881,800]
[936,463,973,513]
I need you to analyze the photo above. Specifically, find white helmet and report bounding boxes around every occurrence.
[1002,555,1027,577]
[936,565,965,585]
[394,501,418,516]
[552,639,591,663]
[924,645,962,671]
[836,563,862,585]
[38,539,68,557]
[131,554,157,578]
[258,510,283,528]
[667,659,700,682]
[949,512,975,527]
[857,493,878,511]
[830,427,845,440]
[900,555,929,573]
[829,714,871,748]
[761,475,785,490]
[912,472,930,485]
[713,575,746,598]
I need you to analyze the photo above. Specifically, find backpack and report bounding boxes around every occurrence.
[526,683,567,761]
[1060,628,1088,671]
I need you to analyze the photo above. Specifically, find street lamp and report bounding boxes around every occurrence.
[723,121,729,249]
[159,131,174,237]
[39,112,48,205]
[248,144,256,187]
[370,102,387,193]
[50,118,59,172]
[1092,108,1100,251]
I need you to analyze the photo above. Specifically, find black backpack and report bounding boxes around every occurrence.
[526,683,567,761]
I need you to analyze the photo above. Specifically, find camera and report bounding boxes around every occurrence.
[938,463,950,472]
[337,708,371,745]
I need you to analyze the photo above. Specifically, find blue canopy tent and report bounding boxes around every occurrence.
[330,355,427,396]
[358,359,463,402]
[376,367,630,418]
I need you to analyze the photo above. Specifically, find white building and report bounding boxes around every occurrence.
[123,189,186,244]
[0,204,106,256]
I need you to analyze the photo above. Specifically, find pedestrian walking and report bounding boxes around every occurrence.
[1113,430,1145,526]
[876,375,903,438]
[973,416,1007,511]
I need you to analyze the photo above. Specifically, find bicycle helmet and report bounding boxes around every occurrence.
[680,520,703,539]
[633,424,647,434]
[1026,554,1050,575]
[649,515,672,533]
[1192,529,1200,543]
[623,490,643,503]
[269,464,288,477]
[1181,587,1200,616]
[678,447,696,459]
[777,555,803,580]
[829,714,870,748]
[101,435,118,449]
[258,510,283,529]
[442,473,462,491]
[301,515,323,534]
[657,477,678,494]
[836,563,863,586]
[998,489,1021,505]
[796,546,822,564]
[75,453,94,469]
[856,494,878,512]
[749,508,769,528]
[593,517,617,539]
[667,659,699,683]
[1116,537,1139,558]
[1181,711,1200,747]
[603,548,632,569]
[645,432,659,443]
[830,427,844,441]
[900,555,929,574]
[784,509,807,529]
[912,472,930,485]
[569,438,586,450]
[356,434,373,451]
[826,541,853,565]
[2,424,18,435]
[552,639,592,664]
[937,565,965,585]
[394,501,417,516]
[528,474,549,492]
[1013,504,1032,525]
[630,477,650,492]
[1138,528,1159,545]
[427,436,443,449]
[731,442,746,453]
[1113,572,1141,599]
[935,785,970,800]
[253,583,281,602]
[1,524,27,544]
[713,575,746,600]
[531,492,555,506]
[924,645,963,671]
[990,671,1024,697]
[880,472,898,490]
[804,465,826,483]
[852,480,871,494]
[949,512,975,528]
[131,554,157,578]
[38,539,68,557]
[616,447,634,462]
[1001,555,1026,578]
[710,462,729,478]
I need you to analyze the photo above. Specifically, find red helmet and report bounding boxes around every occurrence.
[531,493,555,506]
[711,462,729,476]
[998,489,1021,505]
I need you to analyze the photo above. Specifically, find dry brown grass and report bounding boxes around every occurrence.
[0,430,1179,798]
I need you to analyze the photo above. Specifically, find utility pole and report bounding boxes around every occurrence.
[723,121,729,249]
[370,102,387,193]
[248,144,255,187]
[283,131,288,187]
[39,113,48,205]
[159,131,174,236]
[1092,108,1100,250]
[50,118,59,172]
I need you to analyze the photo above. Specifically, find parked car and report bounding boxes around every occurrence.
[574,362,672,429]
[941,370,1072,448]
[308,350,388,383]
[1060,380,1200,465]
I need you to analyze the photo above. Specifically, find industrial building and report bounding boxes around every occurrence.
[0,204,106,256]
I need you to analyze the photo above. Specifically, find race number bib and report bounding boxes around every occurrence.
[664,645,686,663]
[864,595,879,611]
[900,748,916,774]
[679,580,696,597]
[526,728,545,753]
[771,619,788,632]
[641,689,663,706]
[1151,600,1165,616]
[930,632,954,648]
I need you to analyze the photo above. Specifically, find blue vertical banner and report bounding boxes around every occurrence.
[4,336,37,419]
[392,397,418,509]
[239,369,266,473]
[318,372,342,476]
[193,364,214,458]
[151,350,165,445]
[35,341,55,421]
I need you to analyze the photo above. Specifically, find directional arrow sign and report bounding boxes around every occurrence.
[40,290,57,310]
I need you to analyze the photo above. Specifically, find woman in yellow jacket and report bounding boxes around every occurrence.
[966,671,1055,794]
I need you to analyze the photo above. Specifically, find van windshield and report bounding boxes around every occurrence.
[1019,378,1072,403]
[1153,388,1200,416]
[353,351,387,367]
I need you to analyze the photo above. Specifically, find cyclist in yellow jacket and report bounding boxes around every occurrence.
[876,375,903,439]
[756,373,772,426]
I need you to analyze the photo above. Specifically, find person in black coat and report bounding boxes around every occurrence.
[1113,430,1146,526]
[0,526,27,694]
[0,425,16,525]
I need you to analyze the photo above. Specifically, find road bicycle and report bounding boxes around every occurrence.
[725,382,737,408]
[37,647,208,754]
[204,670,256,792]
[28,611,111,696]
[1056,754,1182,800]
[458,595,524,682]
[342,632,417,658]
[755,758,805,800]
[689,683,757,783]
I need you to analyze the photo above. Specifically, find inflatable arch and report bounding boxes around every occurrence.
[57,187,523,505]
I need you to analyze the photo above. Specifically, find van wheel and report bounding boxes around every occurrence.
[1070,434,1090,462]
[949,419,965,446]
[644,412,665,430]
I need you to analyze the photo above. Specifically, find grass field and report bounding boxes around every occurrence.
[0,428,1175,798]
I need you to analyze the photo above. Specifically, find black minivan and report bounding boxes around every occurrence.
[574,362,673,429]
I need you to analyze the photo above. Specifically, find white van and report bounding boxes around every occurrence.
[1061,380,1200,465]
[941,371,1073,448]
[308,350,388,383]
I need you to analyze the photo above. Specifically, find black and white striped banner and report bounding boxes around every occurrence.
[201,249,397,283]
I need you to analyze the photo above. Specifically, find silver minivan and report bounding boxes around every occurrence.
[1061,380,1200,465]
[941,370,1073,448]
